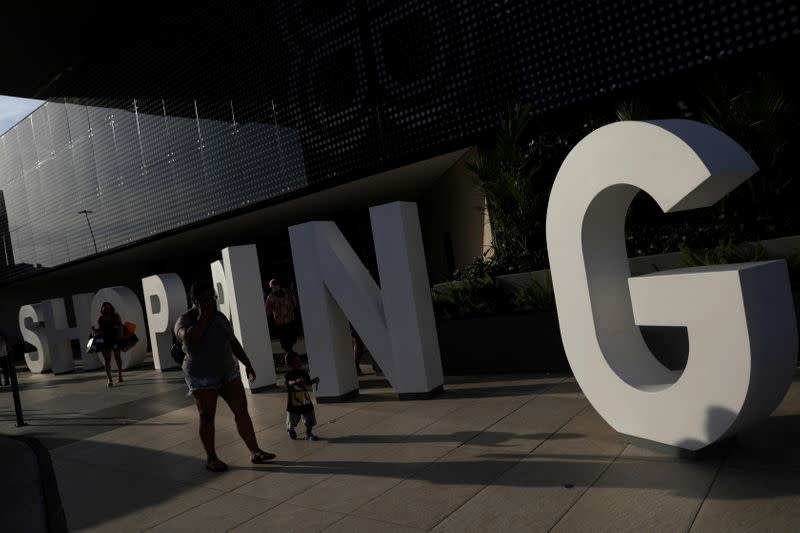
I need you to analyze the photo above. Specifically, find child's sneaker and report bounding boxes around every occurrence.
[305,433,319,441]
[288,429,297,440]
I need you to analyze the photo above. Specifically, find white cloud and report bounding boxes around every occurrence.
[0,96,44,136]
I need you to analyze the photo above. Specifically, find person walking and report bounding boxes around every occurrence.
[94,302,125,387]
[266,279,298,359]
[175,280,275,472]
[351,324,365,376]
[0,327,9,386]
[285,352,320,441]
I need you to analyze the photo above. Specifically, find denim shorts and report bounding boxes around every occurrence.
[183,365,241,392]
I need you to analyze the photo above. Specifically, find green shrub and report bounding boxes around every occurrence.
[511,276,555,313]
[431,277,511,319]
[464,73,800,281]
[680,240,800,295]
[432,275,558,319]
[453,250,548,282]
[679,239,767,266]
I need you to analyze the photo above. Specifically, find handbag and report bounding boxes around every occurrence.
[170,308,199,366]
[121,333,139,352]
[86,333,103,354]
[171,338,185,366]
[120,321,139,352]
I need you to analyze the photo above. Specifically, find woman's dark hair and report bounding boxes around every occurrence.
[100,302,116,314]
[189,280,215,300]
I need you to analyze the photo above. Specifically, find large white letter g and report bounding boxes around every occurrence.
[546,119,797,451]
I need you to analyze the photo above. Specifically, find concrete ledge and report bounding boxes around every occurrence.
[437,312,569,374]
[21,437,68,533]
[398,384,444,401]
[623,433,737,461]
[316,388,360,403]
[1,436,68,533]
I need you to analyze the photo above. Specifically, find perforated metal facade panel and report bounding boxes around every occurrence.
[0,0,798,284]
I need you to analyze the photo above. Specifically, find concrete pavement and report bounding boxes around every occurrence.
[1,363,799,532]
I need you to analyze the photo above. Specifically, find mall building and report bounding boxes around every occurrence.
[1,1,798,349]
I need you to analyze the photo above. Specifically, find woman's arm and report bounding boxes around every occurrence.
[287,376,309,388]
[231,336,256,382]
[230,336,252,367]
[265,296,274,320]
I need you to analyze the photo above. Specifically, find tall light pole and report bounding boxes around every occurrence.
[78,209,98,254]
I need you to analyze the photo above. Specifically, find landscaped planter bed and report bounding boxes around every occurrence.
[434,235,800,374]
[436,311,697,375]
[436,311,569,375]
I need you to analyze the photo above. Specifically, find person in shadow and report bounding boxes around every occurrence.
[94,303,125,388]
[175,280,276,472]
[266,279,299,361]
[0,327,10,386]
[285,352,320,441]
[351,324,365,376]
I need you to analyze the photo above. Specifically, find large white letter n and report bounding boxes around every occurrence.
[289,201,443,401]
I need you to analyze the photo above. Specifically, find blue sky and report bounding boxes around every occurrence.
[0,95,44,136]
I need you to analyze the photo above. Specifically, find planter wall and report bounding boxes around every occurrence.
[436,311,693,375]
[436,311,569,374]
[434,234,800,373]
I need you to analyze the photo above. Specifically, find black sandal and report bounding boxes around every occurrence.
[251,451,276,464]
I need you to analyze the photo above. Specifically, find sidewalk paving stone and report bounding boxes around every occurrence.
[2,365,798,532]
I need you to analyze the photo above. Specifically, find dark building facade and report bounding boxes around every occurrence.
[0,0,798,293]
